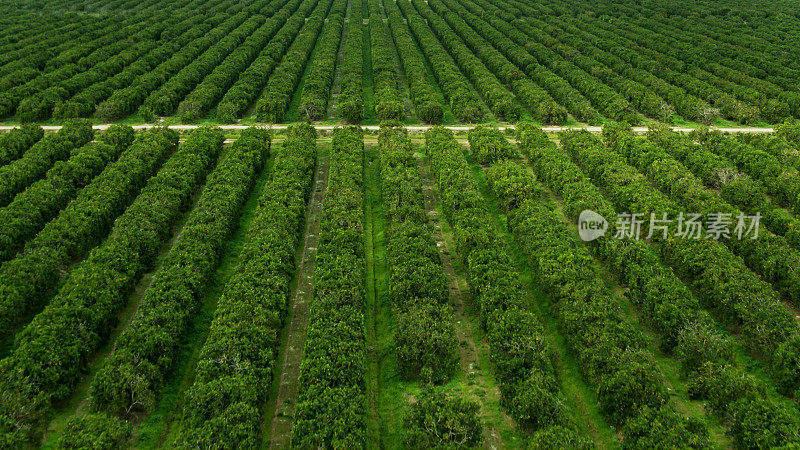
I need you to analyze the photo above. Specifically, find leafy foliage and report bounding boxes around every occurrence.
[403,387,482,448]
[291,126,366,448]
[0,127,177,334]
[0,124,133,262]
[0,126,222,446]
[87,128,269,425]
[380,126,458,383]
[176,123,316,447]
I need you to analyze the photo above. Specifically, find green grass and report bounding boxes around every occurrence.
[363,146,405,448]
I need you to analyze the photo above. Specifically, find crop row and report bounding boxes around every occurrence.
[176,123,315,447]
[649,127,800,250]
[55,15,211,120]
[0,127,176,335]
[255,0,341,122]
[215,0,320,122]
[0,125,134,262]
[604,124,800,308]
[96,13,244,121]
[176,6,298,122]
[426,127,588,445]
[562,128,800,399]
[699,132,800,218]
[63,129,270,446]
[297,3,345,120]
[367,0,403,122]
[430,0,568,125]
[473,126,711,446]
[337,0,364,123]
[381,0,443,124]
[739,126,800,172]
[0,15,146,118]
[0,127,222,446]
[0,119,93,207]
[388,0,485,123]
[410,0,520,122]
[14,24,162,122]
[291,127,365,447]
[379,126,457,382]
[456,3,603,124]
[494,0,798,124]
[0,123,42,166]
[141,13,267,118]
[515,123,800,447]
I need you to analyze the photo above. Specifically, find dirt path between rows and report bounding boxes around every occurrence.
[264,154,330,448]
[3,124,777,134]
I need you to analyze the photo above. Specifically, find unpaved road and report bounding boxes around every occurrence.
[0,124,777,133]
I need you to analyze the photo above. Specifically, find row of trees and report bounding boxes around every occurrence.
[291,127,366,447]
[0,10,93,76]
[431,0,568,125]
[521,123,800,447]
[336,0,365,123]
[700,131,800,217]
[626,14,800,118]
[0,119,93,207]
[255,0,341,122]
[585,16,789,123]
[174,123,315,447]
[297,7,345,120]
[62,128,268,447]
[609,126,800,308]
[382,0,444,124]
[655,11,799,85]
[367,0,404,122]
[741,125,800,172]
[0,123,43,166]
[464,9,603,125]
[0,13,139,117]
[0,127,222,447]
[54,15,211,120]
[510,21,640,125]
[490,0,799,124]
[411,0,521,122]
[388,0,486,123]
[481,125,713,446]
[564,126,800,406]
[95,14,239,121]
[88,128,267,419]
[652,127,800,250]
[11,21,160,122]
[426,127,588,445]
[545,17,710,123]
[215,0,318,123]
[380,126,457,382]
[0,127,176,345]
[140,14,265,118]
[176,11,293,123]
[0,125,133,262]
